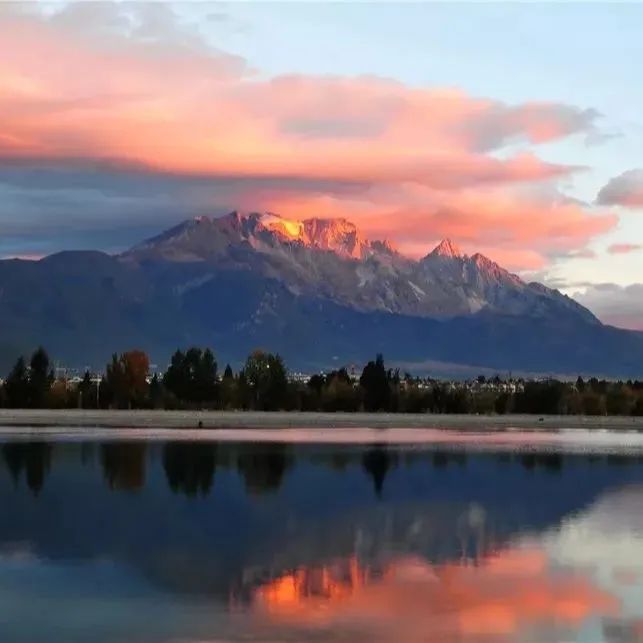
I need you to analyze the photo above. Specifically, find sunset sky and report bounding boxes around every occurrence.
[1,2,642,328]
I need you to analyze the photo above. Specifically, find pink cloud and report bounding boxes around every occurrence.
[261,185,616,270]
[0,4,613,271]
[0,9,594,186]
[608,243,641,255]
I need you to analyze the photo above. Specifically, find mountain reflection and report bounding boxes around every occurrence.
[101,443,147,491]
[163,442,217,497]
[1,441,51,495]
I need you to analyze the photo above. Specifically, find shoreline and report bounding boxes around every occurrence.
[1,409,643,431]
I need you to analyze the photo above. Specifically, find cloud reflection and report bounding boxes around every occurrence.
[247,548,619,641]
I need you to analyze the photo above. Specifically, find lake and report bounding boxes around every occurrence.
[1,431,643,642]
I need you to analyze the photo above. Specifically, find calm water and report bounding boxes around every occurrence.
[1,434,643,642]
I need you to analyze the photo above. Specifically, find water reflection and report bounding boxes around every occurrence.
[246,549,619,641]
[432,449,467,468]
[163,442,217,497]
[236,443,292,495]
[0,438,642,642]
[520,452,564,472]
[1,441,51,495]
[361,444,397,498]
[101,443,147,491]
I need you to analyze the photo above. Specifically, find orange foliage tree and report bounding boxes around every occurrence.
[105,350,150,409]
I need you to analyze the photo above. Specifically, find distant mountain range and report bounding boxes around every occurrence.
[125,212,596,322]
[1,211,642,377]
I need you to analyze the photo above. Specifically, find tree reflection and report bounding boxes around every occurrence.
[431,450,468,468]
[236,444,292,495]
[101,443,147,491]
[362,444,397,499]
[520,452,564,473]
[163,442,217,497]
[1,441,52,495]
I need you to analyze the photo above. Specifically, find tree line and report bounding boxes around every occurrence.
[1,347,643,416]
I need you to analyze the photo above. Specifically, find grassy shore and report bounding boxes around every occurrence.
[0,408,642,431]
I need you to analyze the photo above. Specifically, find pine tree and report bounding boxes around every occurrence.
[28,347,53,408]
[360,353,390,411]
[5,356,30,408]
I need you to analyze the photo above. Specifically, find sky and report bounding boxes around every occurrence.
[0,1,642,329]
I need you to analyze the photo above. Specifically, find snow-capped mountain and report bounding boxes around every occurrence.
[125,211,596,323]
[128,211,381,261]
[2,210,643,375]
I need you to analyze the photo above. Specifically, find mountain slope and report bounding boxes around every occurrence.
[124,211,597,324]
[0,211,640,376]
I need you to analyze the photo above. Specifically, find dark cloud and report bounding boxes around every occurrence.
[573,283,643,330]
[460,104,601,153]
[547,248,597,261]
[597,169,643,208]
[0,162,369,256]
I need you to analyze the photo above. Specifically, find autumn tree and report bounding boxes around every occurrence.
[105,350,150,409]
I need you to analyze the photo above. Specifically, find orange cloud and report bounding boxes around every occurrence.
[0,9,594,183]
[0,5,613,270]
[260,186,616,270]
[247,548,618,642]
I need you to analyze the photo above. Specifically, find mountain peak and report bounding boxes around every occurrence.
[301,217,367,259]
[255,212,305,240]
[430,238,463,259]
